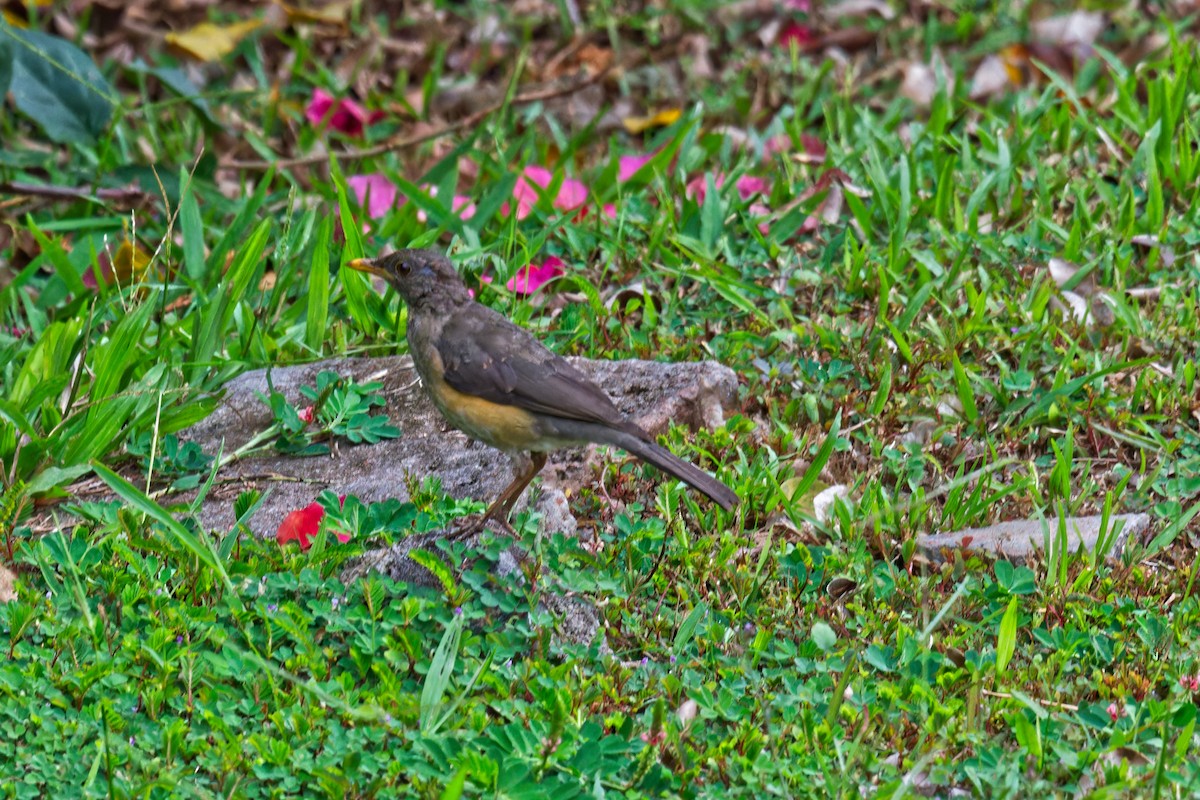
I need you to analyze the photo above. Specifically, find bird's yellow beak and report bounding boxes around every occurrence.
[346,257,388,278]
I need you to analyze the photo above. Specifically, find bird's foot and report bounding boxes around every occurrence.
[447,514,515,542]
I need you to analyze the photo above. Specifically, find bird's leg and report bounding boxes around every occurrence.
[452,451,548,538]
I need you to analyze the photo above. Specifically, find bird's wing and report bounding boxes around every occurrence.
[436,305,630,428]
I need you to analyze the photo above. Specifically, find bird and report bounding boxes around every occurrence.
[346,249,739,533]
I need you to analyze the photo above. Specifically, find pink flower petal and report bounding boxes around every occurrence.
[305,89,380,137]
[522,165,554,189]
[801,134,827,161]
[347,174,399,219]
[736,175,770,200]
[452,195,476,220]
[779,21,815,49]
[412,185,476,223]
[619,153,654,182]
[764,134,791,157]
[749,202,772,235]
[687,172,768,204]
[685,173,714,204]
[602,203,618,219]
[305,89,335,126]
[556,178,588,211]
[509,166,589,219]
[506,255,565,294]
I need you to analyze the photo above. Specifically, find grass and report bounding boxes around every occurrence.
[2,0,1200,796]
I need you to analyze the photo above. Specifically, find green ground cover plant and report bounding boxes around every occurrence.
[2,0,1200,796]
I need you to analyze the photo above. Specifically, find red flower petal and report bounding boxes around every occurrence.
[276,499,351,550]
[277,502,325,550]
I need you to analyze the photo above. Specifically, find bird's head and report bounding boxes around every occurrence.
[346,249,471,309]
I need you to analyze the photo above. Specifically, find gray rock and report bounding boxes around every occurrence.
[181,354,737,538]
[917,513,1148,562]
[180,353,737,648]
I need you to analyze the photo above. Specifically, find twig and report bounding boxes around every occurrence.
[981,689,1079,712]
[221,66,613,172]
[0,181,151,208]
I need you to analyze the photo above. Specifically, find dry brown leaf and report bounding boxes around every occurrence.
[1130,234,1176,267]
[825,0,895,19]
[1048,257,1099,296]
[1032,11,1105,50]
[0,564,14,604]
[969,54,1017,99]
[900,52,952,108]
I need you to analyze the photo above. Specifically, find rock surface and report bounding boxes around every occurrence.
[179,353,736,649]
[181,354,738,539]
[917,513,1148,562]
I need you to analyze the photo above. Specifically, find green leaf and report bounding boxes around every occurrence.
[441,767,469,800]
[127,59,216,126]
[0,26,11,94]
[1143,498,1200,557]
[178,172,206,282]
[332,167,373,333]
[189,218,270,384]
[91,462,241,608]
[699,173,722,250]
[305,214,332,353]
[811,622,837,651]
[672,601,708,656]
[25,463,91,494]
[995,596,1018,676]
[408,549,455,594]
[951,353,979,425]
[420,616,463,733]
[1,22,117,143]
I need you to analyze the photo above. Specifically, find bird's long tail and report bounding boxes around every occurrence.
[591,426,739,511]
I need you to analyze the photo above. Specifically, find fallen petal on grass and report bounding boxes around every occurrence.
[305,88,382,136]
[506,255,565,294]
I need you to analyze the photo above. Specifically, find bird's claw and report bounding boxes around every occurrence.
[447,514,515,542]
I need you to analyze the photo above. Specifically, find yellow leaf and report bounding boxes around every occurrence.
[111,240,151,284]
[3,0,52,28]
[622,108,682,134]
[166,19,262,63]
[278,0,353,25]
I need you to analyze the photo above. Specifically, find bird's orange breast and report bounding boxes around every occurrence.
[424,373,544,452]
